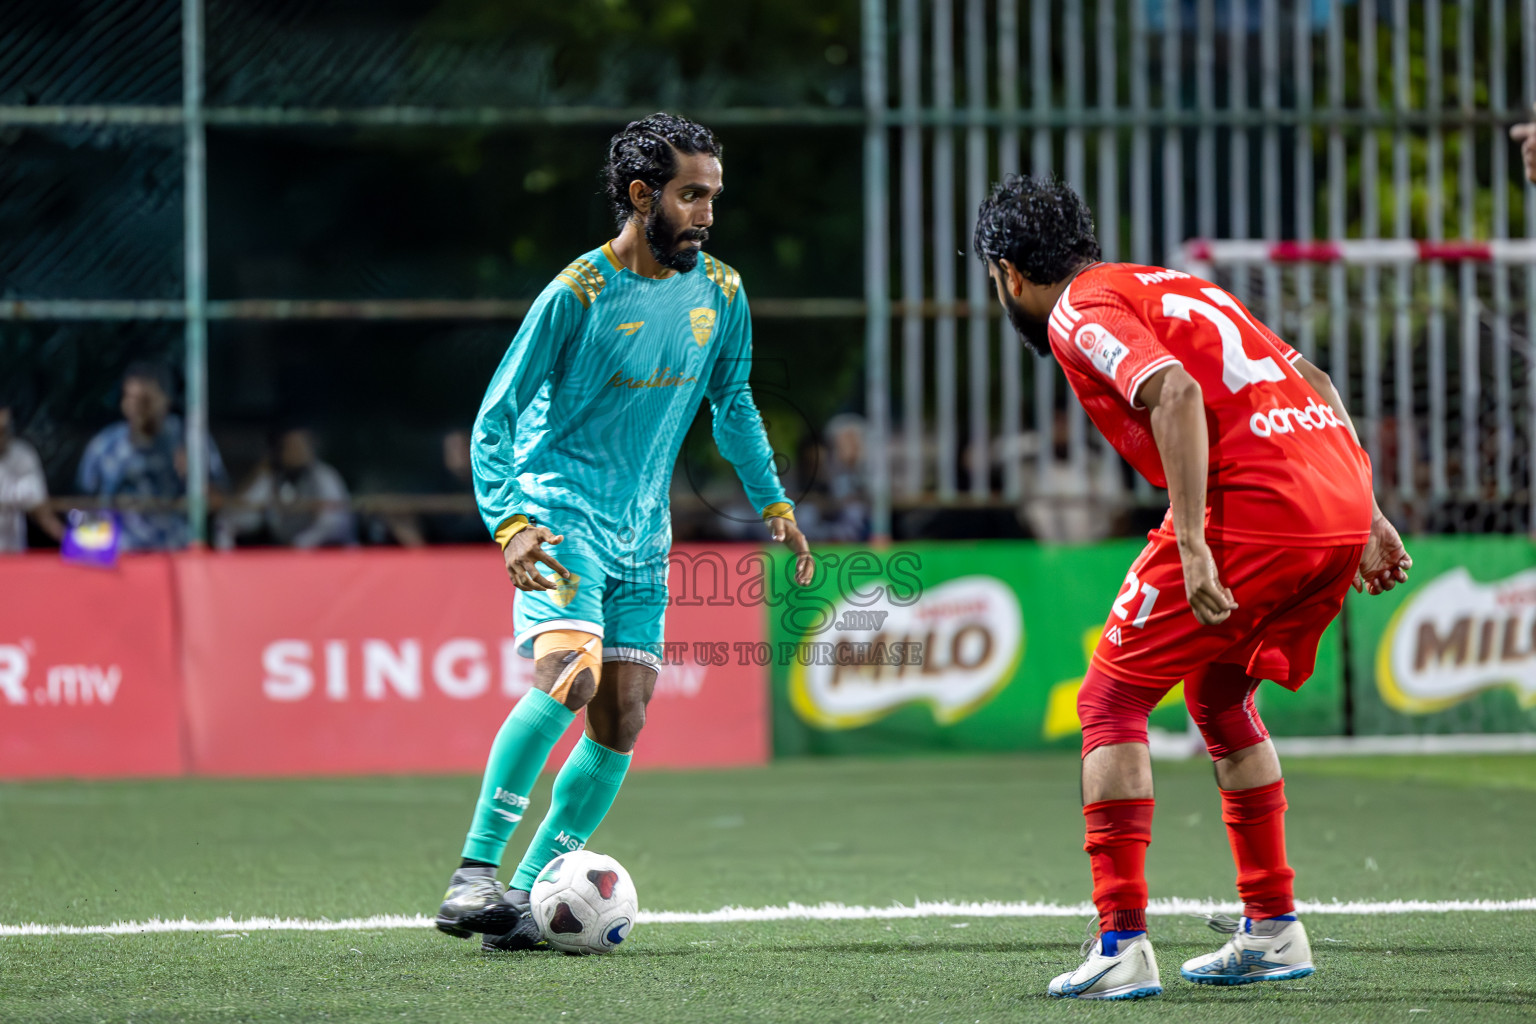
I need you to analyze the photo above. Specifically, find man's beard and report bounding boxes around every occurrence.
[645,204,708,272]
[1002,291,1054,357]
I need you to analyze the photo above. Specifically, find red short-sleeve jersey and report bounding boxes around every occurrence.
[1048,262,1373,546]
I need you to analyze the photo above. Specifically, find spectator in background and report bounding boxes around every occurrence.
[77,362,228,551]
[381,429,486,546]
[1018,409,1127,544]
[793,413,871,542]
[217,427,354,549]
[0,399,64,552]
[1512,108,1536,183]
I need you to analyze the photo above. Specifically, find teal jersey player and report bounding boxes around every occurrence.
[435,113,815,950]
[473,238,782,589]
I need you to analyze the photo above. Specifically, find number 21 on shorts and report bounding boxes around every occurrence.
[1111,569,1160,629]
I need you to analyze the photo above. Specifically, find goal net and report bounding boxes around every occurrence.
[1181,239,1536,534]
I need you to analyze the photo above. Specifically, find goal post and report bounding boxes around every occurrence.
[1178,239,1536,535]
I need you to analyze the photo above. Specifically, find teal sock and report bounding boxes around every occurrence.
[459,689,575,866]
[510,734,631,890]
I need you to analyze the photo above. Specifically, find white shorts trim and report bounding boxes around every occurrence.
[602,645,662,669]
[515,618,604,658]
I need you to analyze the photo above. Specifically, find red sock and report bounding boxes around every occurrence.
[1220,779,1296,919]
[1083,799,1154,933]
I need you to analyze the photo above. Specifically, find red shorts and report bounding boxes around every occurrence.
[1091,529,1363,690]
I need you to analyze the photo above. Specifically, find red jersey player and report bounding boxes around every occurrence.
[974,176,1412,1000]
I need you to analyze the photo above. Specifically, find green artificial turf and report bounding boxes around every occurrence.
[1,753,1533,1022]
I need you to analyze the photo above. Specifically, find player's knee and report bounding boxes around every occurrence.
[1077,666,1159,758]
[533,630,603,710]
[598,664,655,751]
[615,701,647,750]
[587,687,647,752]
[1192,712,1268,762]
[1185,673,1269,762]
[565,668,599,709]
[533,654,597,710]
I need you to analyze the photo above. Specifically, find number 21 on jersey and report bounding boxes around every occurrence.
[1111,569,1161,629]
[1160,287,1286,394]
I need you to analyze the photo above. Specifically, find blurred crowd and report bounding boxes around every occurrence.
[18,357,1521,554]
[0,363,876,555]
[3,361,1145,556]
[0,362,490,554]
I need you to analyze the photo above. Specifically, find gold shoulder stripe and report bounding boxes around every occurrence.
[554,256,607,308]
[557,273,595,307]
[569,259,604,292]
[702,254,742,305]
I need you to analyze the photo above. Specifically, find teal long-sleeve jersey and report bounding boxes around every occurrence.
[472,242,790,582]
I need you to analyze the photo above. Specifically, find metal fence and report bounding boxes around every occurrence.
[6,1,1536,542]
[1,0,869,543]
[860,0,1536,537]
[1188,240,1536,533]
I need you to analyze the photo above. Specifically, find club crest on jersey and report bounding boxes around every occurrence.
[1073,324,1131,380]
[551,573,581,608]
[689,307,716,346]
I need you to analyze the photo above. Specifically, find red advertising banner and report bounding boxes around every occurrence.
[0,555,184,778]
[176,545,767,776]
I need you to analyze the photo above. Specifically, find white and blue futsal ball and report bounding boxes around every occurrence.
[530,850,638,954]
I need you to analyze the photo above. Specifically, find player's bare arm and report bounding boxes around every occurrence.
[768,513,815,586]
[1139,363,1238,627]
[1291,356,1412,595]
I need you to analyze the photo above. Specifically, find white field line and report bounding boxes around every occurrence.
[1273,733,1536,756]
[3,898,1535,937]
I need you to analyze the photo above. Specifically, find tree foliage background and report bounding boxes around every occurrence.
[1,0,865,501]
[3,0,1532,523]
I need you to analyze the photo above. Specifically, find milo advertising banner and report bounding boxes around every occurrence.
[1348,536,1536,735]
[767,541,1342,755]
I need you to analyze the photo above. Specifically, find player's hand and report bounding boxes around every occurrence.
[1179,540,1239,626]
[1354,510,1412,596]
[1510,110,1536,184]
[503,526,570,592]
[768,516,815,586]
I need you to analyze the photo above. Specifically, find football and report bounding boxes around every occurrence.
[529,850,638,955]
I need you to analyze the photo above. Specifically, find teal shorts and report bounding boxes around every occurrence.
[512,553,667,669]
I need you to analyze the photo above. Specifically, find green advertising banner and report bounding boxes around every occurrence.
[768,541,1341,756]
[1347,536,1536,735]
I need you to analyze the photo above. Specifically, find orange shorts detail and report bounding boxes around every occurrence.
[1091,529,1363,691]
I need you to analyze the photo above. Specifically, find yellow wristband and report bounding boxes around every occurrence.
[494,515,531,550]
[761,501,795,523]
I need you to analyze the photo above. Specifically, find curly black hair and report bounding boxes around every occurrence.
[973,174,1101,284]
[603,113,723,230]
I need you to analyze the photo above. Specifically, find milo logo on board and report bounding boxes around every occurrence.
[788,575,1024,729]
[1377,566,1536,714]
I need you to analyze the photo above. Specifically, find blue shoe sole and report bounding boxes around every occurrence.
[1180,965,1316,986]
[1048,986,1163,1000]
[1100,986,1164,1000]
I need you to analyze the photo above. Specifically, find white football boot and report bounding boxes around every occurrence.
[1047,927,1163,1000]
[1179,914,1315,985]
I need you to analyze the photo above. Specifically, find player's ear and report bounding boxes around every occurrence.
[628,179,653,215]
[998,258,1025,297]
